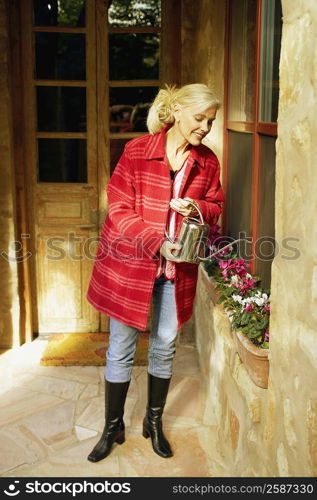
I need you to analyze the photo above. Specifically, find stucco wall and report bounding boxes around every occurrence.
[181,0,226,165]
[269,0,317,476]
[0,0,20,350]
[193,0,317,477]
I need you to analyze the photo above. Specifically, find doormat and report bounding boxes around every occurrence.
[40,332,149,367]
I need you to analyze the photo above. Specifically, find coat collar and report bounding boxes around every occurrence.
[145,127,206,168]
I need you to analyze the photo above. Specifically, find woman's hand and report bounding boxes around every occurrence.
[160,240,183,262]
[169,197,199,217]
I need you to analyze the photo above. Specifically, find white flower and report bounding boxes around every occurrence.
[232,294,243,304]
[254,298,265,306]
[243,297,252,304]
[230,275,239,284]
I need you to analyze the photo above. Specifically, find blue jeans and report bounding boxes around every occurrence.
[105,275,178,382]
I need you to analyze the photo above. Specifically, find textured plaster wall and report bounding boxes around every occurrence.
[0,0,20,349]
[193,0,317,477]
[181,0,226,165]
[269,0,317,476]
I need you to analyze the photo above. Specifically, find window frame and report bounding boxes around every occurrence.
[222,0,280,280]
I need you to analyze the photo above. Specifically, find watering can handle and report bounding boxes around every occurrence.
[165,200,205,243]
[185,200,205,225]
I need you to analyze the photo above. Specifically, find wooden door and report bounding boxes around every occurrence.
[21,0,100,334]
[19,0,179,336]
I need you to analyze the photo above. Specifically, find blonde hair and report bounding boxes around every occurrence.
[146,83,221,134]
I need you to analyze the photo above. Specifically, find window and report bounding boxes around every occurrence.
[107,0,161,176]
[224,0,282,288]
[33,0,88,183]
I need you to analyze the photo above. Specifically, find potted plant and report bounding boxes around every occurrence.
[203,227,270,388]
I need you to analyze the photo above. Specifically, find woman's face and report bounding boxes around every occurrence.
[174,104,217,146]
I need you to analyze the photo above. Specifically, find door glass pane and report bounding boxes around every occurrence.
[108,0,161,27]
[227,131,253,259]
[35,33,86,80]
[110,139,130,176]
[33,0,85,27]
[110,86,158,132]
[38,139,87,182]
[228,0,257,121]
[255,136,276,288]
[259,0,282,123]
[37,87,86,132]
[109,34,159,80]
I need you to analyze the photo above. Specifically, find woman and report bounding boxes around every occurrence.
[86,83,224,461]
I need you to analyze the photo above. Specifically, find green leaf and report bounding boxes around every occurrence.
[248,329,263,339]
[240,312,249,326]
[261,342,269,349]
[216,295,226,304]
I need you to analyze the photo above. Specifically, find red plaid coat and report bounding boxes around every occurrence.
[87,127,224,331]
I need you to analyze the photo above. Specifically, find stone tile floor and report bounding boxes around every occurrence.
[0,339,227,477]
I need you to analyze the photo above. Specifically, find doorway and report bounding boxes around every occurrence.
[17,0,169,336]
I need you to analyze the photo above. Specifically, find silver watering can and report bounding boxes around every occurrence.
[163,201,244,264]
[162,201,209,264]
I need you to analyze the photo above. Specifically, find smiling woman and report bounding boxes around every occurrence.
[86,83,225,463]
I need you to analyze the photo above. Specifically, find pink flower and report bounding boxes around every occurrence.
[265,305,270,312]
[238,277,258,295]
[231,259,249,278]
[219,258,248,276]
[245,303,254,312]
[208,225,222,245]
[264,331,270,342]
[217,246,233,257]
[218,259,232,279]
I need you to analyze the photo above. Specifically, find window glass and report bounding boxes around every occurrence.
[228,0,257,121]
[33,0,85,27]
[110,139,130,176]
[109,33,159,80]
[35,33,86,80]
[227,131,253,259]
[259,0,282,122]
[109,86,158,132]
[255,136,276,288]
[37,87,86,132]
[38,139,87,182]
[108,0,161,27]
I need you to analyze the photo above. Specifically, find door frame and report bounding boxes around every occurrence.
[17,0,100,336]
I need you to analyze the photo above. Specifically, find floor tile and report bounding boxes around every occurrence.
[0,339,226,477]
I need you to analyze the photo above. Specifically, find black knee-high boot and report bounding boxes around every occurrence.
[87,380,130,462]
[142,373,173,458]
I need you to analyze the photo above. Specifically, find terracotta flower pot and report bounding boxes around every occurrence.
[233,330,269,389]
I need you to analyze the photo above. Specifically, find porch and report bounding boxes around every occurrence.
[1,0,317,478]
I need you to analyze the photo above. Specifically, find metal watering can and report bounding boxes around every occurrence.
[163,201,244,264]
[162,201,209,264]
